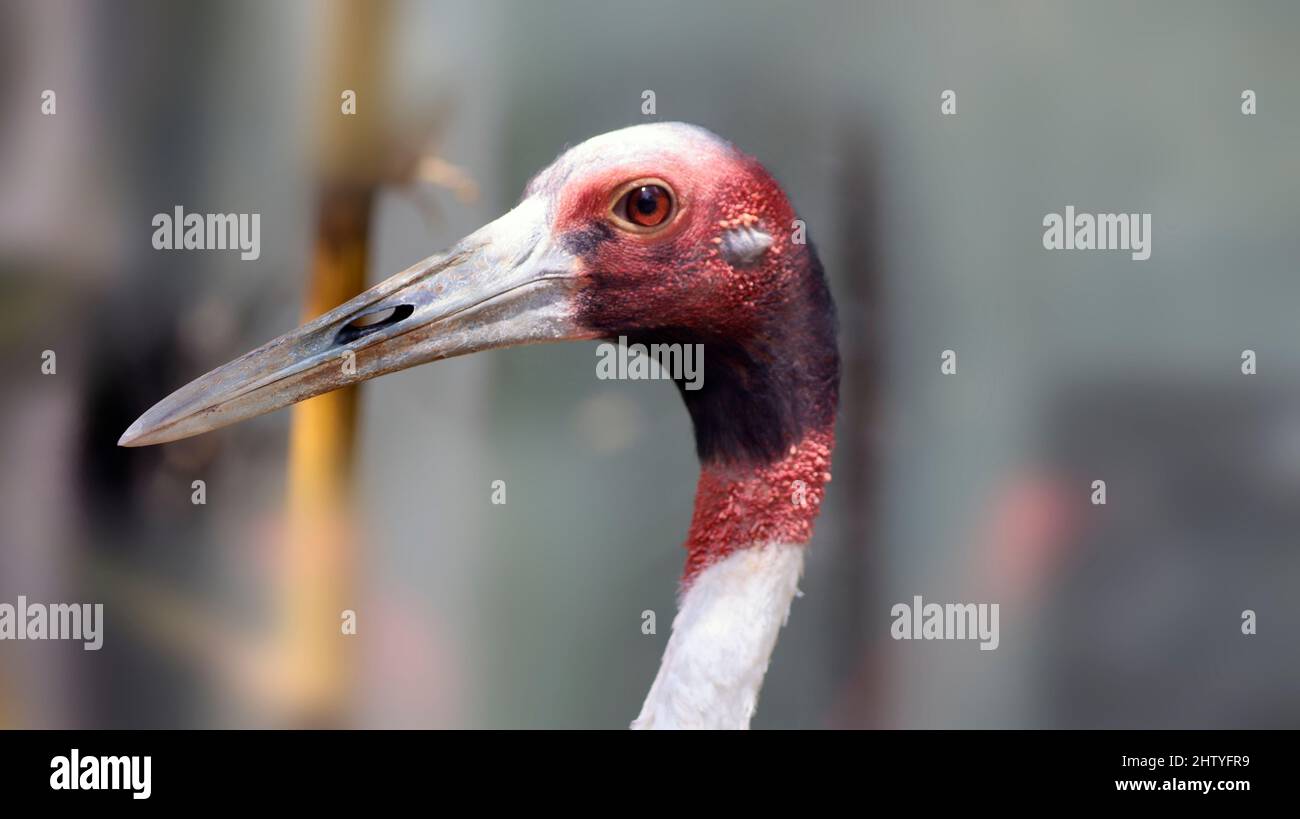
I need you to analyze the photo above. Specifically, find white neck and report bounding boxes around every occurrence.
[631,542,805,730]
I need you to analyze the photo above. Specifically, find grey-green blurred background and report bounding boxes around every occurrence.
[2,0,1298,728]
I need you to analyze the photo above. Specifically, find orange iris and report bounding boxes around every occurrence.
[625,185,672,227]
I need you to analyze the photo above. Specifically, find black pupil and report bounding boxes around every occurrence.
[634,187,661,215]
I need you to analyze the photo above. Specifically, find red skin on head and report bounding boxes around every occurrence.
[558,149,805,341]
[553,133,838,586]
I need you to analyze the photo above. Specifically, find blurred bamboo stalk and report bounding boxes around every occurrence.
[279,191,370,724]
[85,0,463,725]
[277,0,393,726]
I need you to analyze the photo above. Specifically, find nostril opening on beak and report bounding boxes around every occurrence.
[335,304,415,345]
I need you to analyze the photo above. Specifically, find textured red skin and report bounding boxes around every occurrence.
[553,134,837,587]
[560,149,809,343]
[682,426,835,584]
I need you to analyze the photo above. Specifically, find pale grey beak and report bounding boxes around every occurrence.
[119,198,590,447]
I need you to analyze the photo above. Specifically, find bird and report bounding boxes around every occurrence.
[119,122,840,729]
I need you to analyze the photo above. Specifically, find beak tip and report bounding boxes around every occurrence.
[118,417,149,447]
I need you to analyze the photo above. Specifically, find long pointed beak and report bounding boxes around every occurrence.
[119,198,590,447]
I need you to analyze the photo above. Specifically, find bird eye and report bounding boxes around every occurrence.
[614,182,674,230]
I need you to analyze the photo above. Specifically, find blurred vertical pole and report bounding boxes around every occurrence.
[279,0,392,726]
[831,118,886,727]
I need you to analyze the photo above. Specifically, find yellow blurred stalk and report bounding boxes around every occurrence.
[276,0,392,726]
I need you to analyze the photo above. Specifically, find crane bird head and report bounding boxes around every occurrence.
[121,122,840,729]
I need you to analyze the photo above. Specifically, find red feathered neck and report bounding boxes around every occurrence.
[682,425,834,585]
